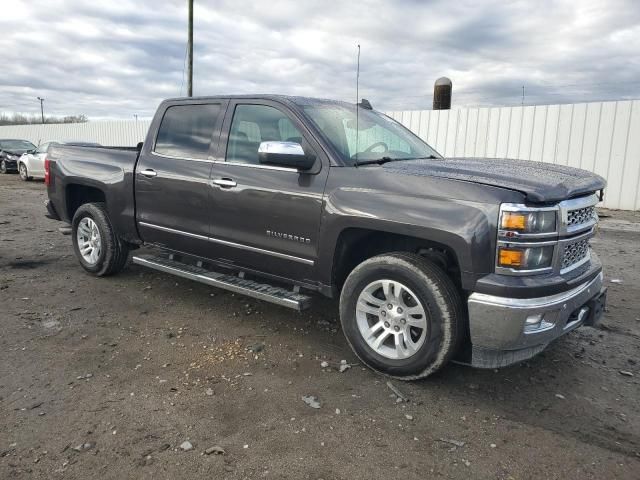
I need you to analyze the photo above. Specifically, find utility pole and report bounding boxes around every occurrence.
[37,97,45,124]
[134,114,138,122]
[187,0,193,97]
[521,86,525,106]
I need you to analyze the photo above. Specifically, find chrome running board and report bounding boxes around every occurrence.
[132,253,312,311]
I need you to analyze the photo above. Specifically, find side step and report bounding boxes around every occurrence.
[132,254,312,311]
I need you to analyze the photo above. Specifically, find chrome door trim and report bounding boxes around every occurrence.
[211,159,299,173]
[138,221,314,266]
[150,151,215,163]
[138,221,208,241]
[206,235,314,265]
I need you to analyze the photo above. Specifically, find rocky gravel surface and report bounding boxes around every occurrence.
[1,174,639,479]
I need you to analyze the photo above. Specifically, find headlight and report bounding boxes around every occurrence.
[497,245,554,270]
[500,210,557,234]
[7,154,18,160]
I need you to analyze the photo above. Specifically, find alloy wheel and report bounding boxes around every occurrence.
[76,217,102,265]
[355,279,428,360]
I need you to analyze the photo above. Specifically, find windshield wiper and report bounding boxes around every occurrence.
[354,156,396,166]
[353,155,438,167]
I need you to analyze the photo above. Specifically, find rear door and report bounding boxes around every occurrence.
[135,100,228,258]
[207,99,329,284]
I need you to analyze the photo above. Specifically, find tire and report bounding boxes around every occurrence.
[0,160,7,174]
[339,252,463,380]
[71,202,129,276]
[18,163,32,181]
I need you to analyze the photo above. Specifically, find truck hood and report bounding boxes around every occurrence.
[383,157,606,203]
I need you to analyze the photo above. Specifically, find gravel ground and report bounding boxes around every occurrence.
[1,174,639,479]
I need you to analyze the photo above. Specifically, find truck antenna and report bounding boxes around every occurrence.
[355,43,361,167]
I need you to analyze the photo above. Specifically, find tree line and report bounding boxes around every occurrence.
[0,113,88,126]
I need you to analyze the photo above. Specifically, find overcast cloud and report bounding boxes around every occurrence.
[1,0,639,119]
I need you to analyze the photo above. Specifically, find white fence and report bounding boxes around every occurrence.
[388,100,640,210]
[1,99,638,209]
[0,120,151,147]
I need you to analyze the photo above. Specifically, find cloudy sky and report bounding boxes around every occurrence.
[1,0,639,119]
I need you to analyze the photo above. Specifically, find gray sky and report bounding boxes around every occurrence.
[1,0,639,119]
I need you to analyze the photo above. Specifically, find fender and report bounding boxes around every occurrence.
[315,167,522,293]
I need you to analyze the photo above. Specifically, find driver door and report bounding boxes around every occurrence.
[207,100,330,283]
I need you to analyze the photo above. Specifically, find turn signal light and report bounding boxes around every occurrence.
[498,248,523,267]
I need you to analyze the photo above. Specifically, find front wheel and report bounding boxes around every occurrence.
[339,252,463,380]
[0,160,7,174]
[18,163,32,181]
[71,202,129,276]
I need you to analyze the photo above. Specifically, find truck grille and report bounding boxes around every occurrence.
[562,237,590,271]
[567,205,596,228]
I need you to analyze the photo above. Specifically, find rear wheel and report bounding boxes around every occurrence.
[339,252,463,380]
[71,203,129,276]
[18,163,32,181]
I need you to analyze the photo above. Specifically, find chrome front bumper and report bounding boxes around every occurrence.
[467,272,604,368]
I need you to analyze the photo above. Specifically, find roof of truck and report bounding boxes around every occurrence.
[162,94,356,108]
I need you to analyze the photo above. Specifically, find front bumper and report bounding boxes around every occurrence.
[467,271,605,368]
[2,158,18,171]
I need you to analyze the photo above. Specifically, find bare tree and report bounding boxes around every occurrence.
[0,113,89,126]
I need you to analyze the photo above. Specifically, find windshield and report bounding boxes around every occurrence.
[302,104,440,165]
[2,140,36,151]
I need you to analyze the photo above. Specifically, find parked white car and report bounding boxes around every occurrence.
[19,141,101,181]
[18,141,56,181]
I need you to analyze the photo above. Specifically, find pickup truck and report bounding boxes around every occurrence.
[44,95,607,380]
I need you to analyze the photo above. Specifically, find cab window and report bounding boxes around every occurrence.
[226,105,304,165]
[155,103,222,159]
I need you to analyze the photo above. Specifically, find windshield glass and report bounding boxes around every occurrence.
[302,104,440,165]
[2,140,36,151]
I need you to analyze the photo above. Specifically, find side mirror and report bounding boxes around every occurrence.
[258,141,315,170]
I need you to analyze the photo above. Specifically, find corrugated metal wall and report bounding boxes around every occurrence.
[1,99,638,209]
[388,100,640,210]
[0,120,151,147]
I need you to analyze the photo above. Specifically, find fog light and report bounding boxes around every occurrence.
[525,314,543,327]
[524,313,555,333]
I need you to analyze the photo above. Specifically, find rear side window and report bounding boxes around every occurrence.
[155,103,221,159]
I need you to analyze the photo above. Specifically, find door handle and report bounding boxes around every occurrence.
[211,178,237,188]
[140,169,157,178]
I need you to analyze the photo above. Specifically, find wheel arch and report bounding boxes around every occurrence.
[65,183,107,221]
[331,227,465,294]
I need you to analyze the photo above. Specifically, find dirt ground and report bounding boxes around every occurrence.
[1,174,639,480]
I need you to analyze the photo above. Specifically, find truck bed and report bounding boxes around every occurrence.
[46,143,142,243]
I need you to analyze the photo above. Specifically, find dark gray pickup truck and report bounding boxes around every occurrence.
[44,95,607,380]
